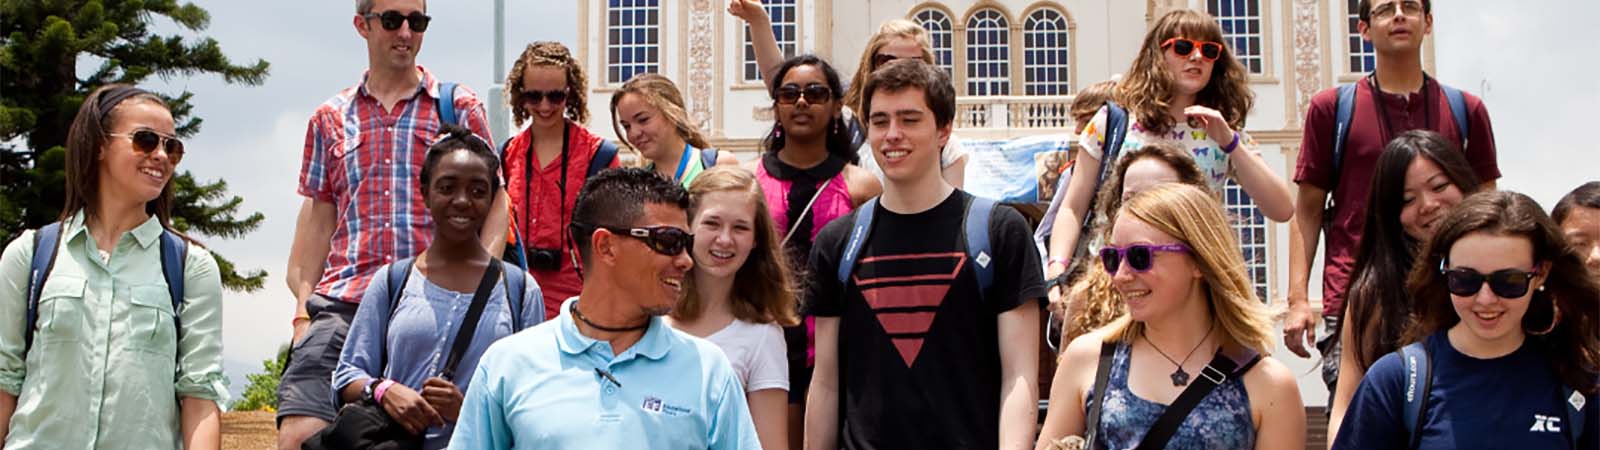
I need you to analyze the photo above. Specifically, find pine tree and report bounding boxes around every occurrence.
[1,0,271,291]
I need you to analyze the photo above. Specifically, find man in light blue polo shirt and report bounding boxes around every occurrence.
[450,168,760,449]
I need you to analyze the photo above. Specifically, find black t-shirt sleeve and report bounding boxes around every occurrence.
[987,205,1046,314]
[803,210,855,317]
[1330,351,1408,450]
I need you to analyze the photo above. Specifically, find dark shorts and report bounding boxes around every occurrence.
[1317,313,1342,412]
[276,295,359,425]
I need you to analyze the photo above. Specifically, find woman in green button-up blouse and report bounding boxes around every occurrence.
[0,84,227,449]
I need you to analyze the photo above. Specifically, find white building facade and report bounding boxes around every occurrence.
[571,0,1438,314]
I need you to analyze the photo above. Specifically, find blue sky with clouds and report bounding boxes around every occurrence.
[127,1,1597,401]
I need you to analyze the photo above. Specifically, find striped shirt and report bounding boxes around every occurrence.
[297,66,493,303]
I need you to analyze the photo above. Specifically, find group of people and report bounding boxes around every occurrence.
[0,0,1596,449]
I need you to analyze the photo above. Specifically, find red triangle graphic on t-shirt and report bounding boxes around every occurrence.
[861,285,948,366]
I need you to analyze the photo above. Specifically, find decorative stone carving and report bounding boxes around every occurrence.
[1292,0,1322,125]
[688,0,716,132]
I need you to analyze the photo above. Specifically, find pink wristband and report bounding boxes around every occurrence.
[373,379,397,404]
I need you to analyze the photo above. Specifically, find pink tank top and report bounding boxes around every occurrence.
[756,165,854,243]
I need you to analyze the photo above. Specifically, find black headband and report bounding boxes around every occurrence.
[97,85,152,112]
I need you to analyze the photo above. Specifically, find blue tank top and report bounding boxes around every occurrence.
[1086,342,1256,450]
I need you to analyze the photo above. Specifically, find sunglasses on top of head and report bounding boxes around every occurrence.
[1439,260,1540,298]
[871,53,907,70]
[775,84,833,105]
[106,129,185,165]
[364,10,431,32]
[572,222,693,256]
[519,89,569,106]
[1100,243,1192,275]
[1161,38,1224,62]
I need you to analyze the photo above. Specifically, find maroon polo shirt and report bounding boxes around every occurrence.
[1295,75,1500,316]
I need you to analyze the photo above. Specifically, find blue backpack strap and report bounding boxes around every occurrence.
[500,262,531,331]
[836,197,879,286]
[700,147,718,169]
[1562,385,1588,449]
[1081,102,1128,233]
[1331,82,1360,183]
[387,258,415,319]
[588,140,619,177]
[964,196,997,298]
[157,230,188,334]
[24,223,65,354]
[437,82,459,126]
[1399,341,1434,450]
[1439,84,1470,149]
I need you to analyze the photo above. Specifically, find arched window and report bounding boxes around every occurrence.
[744,0,798,82]
[1023,8,1071,95]
[1206,0,1264,74]
[911,8,955,75]
[1225,179,1271,302]
[605,0,660,84]
[964,8,1011,96]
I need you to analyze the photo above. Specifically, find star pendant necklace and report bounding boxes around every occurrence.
[1143,321,1215,386]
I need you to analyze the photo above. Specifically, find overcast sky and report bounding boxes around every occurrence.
[135,1,1598,400]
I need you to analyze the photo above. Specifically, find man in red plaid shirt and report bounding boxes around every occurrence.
[276,1,505,447]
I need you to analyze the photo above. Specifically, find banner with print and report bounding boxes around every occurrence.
[962,134,1074,204]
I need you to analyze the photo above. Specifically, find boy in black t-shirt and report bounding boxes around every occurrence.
[803,59,1045,450]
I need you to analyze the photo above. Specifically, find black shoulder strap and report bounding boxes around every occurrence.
[441,261,502,381]
[1134,347,1262,450]
[1084,340,1117,449]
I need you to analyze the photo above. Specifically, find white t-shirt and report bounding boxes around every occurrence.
[704,319,789,392]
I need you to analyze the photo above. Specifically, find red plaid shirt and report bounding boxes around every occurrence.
[298,66,493,303]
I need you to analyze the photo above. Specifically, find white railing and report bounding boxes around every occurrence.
[955,95,1078,139]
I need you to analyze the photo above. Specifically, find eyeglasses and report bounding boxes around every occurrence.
[1161,38,1224,62]
[519,89,568,106]
[871,53,905,70]
[1100,243,1192,275]
[1370,0,1425,20]
[775,84,833,105]
[106,129,185,165]
[1440,261,1539,298]
[364,10,431,32]
[573,222,693,256]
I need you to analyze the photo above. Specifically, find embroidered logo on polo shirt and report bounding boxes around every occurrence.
[641,396,693,416]
[854,252,965,367]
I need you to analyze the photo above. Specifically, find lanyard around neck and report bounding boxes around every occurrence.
[671,143,695,182]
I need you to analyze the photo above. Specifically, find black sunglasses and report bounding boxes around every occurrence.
[1161,38,1224,62]
[1100,243,1191,275]
[519,89,569,106]
[1440,261,1539,298]
[573,222,693,256]
[775,84,833,105]
[364,10,431,32]
[106,129,185,165]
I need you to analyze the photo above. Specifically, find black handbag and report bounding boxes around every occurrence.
[303,261,502,450]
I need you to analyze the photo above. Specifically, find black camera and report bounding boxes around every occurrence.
[527,247,562,271]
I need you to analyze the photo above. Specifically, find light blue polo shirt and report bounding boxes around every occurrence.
[449,297,761,449]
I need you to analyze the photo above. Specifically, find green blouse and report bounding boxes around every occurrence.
[0,211,227,449]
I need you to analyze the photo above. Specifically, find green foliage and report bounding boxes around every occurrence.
[0,0,271,291]
[230,343,289,412]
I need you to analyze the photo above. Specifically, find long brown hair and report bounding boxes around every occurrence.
[1339,130,1482,371]
[62,84,176,228]
[506,41,589,126]
[676,166,801,326]
[842,19,935,116]
[609,73,711,156]
[1102,184,1275,354]
[1405,191,1600,395]
[1114,9,1253,136]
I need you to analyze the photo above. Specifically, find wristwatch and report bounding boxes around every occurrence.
[362,377,386,404]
